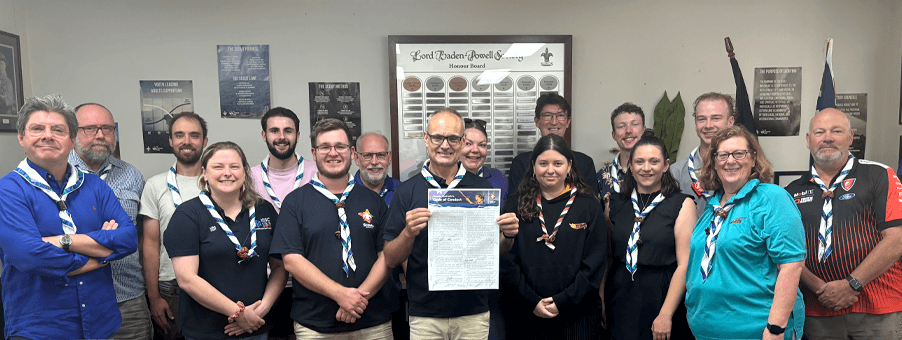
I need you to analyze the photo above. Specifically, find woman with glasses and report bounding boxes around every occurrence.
[685,126,805,340]
[461,118,508,206]
[502,134,606,340]
[604,135,696,340]
[165,142,287,340]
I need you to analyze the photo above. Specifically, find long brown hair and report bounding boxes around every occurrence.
[198,141,262,209]
[516,134,595,220]
[698,125,773,192]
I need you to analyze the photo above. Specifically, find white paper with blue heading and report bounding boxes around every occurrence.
[427,188,501,291]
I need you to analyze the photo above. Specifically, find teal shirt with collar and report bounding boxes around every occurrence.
[685,179,806,340]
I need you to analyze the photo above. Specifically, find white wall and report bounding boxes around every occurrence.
[1,0,900,177]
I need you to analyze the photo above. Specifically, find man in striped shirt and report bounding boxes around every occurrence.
[785,108,902,339]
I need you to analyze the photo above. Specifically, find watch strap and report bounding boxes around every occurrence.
[766,323,785,335]
[846,275,864,292]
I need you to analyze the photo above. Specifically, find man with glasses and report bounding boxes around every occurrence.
[596,102,647,201]
[0,95,138,339]
[507,93,597,198]
[67,102,150,340]
[671,92,735,216]
[785,108,902,339]
[272,118,395,339]
[140,111,208,340]
[384,108,520,339]
[354,132,400,206]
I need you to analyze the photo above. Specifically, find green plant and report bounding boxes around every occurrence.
[653,91,685,164]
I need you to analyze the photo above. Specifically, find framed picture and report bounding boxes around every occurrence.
[388,35,572,180]
[0,29,22,132]
[774,171,808,187]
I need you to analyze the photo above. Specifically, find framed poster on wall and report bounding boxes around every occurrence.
[0,29,23,132]
[388,35,572,181]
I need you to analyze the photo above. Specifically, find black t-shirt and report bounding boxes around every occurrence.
[609,192,690,266]
[270,183,392,333]
[507,150,598,198]
[164,197,278,340]
[384,169,493,318]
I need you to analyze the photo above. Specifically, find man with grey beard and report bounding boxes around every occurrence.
[68,103,150,339]
[354,132,401,206]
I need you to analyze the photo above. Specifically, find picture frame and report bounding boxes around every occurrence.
[0,29,22,132]
[388,35,572,180]
[773,171,808,187]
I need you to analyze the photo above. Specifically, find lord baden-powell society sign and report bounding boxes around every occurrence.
[389,35,572,181]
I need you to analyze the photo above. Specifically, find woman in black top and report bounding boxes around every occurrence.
[603,136,697,340]
[503,134,606,340]
[165,142,287,340]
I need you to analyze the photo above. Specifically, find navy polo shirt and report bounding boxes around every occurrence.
[384,169,493,318]
[164,197,278,340]
[271,183,392,333]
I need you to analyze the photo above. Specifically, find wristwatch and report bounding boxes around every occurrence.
[59,234,72,252]
[846,275,864,292]
[766,323,785,335]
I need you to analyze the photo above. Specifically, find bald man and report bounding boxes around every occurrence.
[784,108,902,339]
[383,108,519,338]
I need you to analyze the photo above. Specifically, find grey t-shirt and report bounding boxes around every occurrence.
[670,155,708,217]
[139,172,201,281]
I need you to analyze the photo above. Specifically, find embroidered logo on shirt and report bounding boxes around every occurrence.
[842,178,856,191]
[792,189,814,204]
[730,217,746,224]
[209,225,217,232]
[358,209,373,223]
[256,217,272,230]
[570,223,587,230]
[839,193,855,200]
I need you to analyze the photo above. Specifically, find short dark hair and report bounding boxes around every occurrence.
[260,107,300,131]
[534,93,571,119]
[693,92,735,118]
[310,118,352,146]
[621,135,680,196]
[609,102,645,130]
[168,112,207,139]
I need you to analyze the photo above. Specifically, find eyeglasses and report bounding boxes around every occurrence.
[425,132,462,146]
[358,152,389,161]
[26,124,69,138]
[315,144,351,153]
[714,150,753,162]
[78,125,115,136]
[540,111,568,122]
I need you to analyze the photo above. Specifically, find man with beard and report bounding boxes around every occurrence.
[272,118,395,338]
[67,103,150,339]
[353,131,405,339]
[670,92,735,216]
[354,132,400,206]
[250,107,318,339]
[140,112,207,340]
[251,107,317,212]
[785,108,902,339]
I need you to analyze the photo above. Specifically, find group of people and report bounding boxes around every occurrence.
[1,90,900,340]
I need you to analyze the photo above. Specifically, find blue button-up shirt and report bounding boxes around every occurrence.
[0,159,138,339]
[69,151,146,303]
[354,170,401,206]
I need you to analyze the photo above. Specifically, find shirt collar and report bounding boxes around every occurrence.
[26,158,72,186]
[67,150,119,175]
[353,170,399,192]
[713,178,761,206]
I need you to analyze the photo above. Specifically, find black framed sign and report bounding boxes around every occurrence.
[388,35,572,180]
[0,29,23,132]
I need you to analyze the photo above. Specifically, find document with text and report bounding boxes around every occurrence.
[427,188,501,291]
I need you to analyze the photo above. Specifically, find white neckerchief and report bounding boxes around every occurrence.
[309,173,357,276]
[421,160,466,189]
[15,159,85,234]
[810,154,855,262]
[167,162,184,208]
[687,147,711,198]
[700,200,736,281]
[74,162,111,181]
[198,191,258,263]
[610,153,623,193]
[260,154,305,209]
[626,190,665,279]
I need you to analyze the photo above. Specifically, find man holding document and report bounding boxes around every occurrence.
[383,108,520,339]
